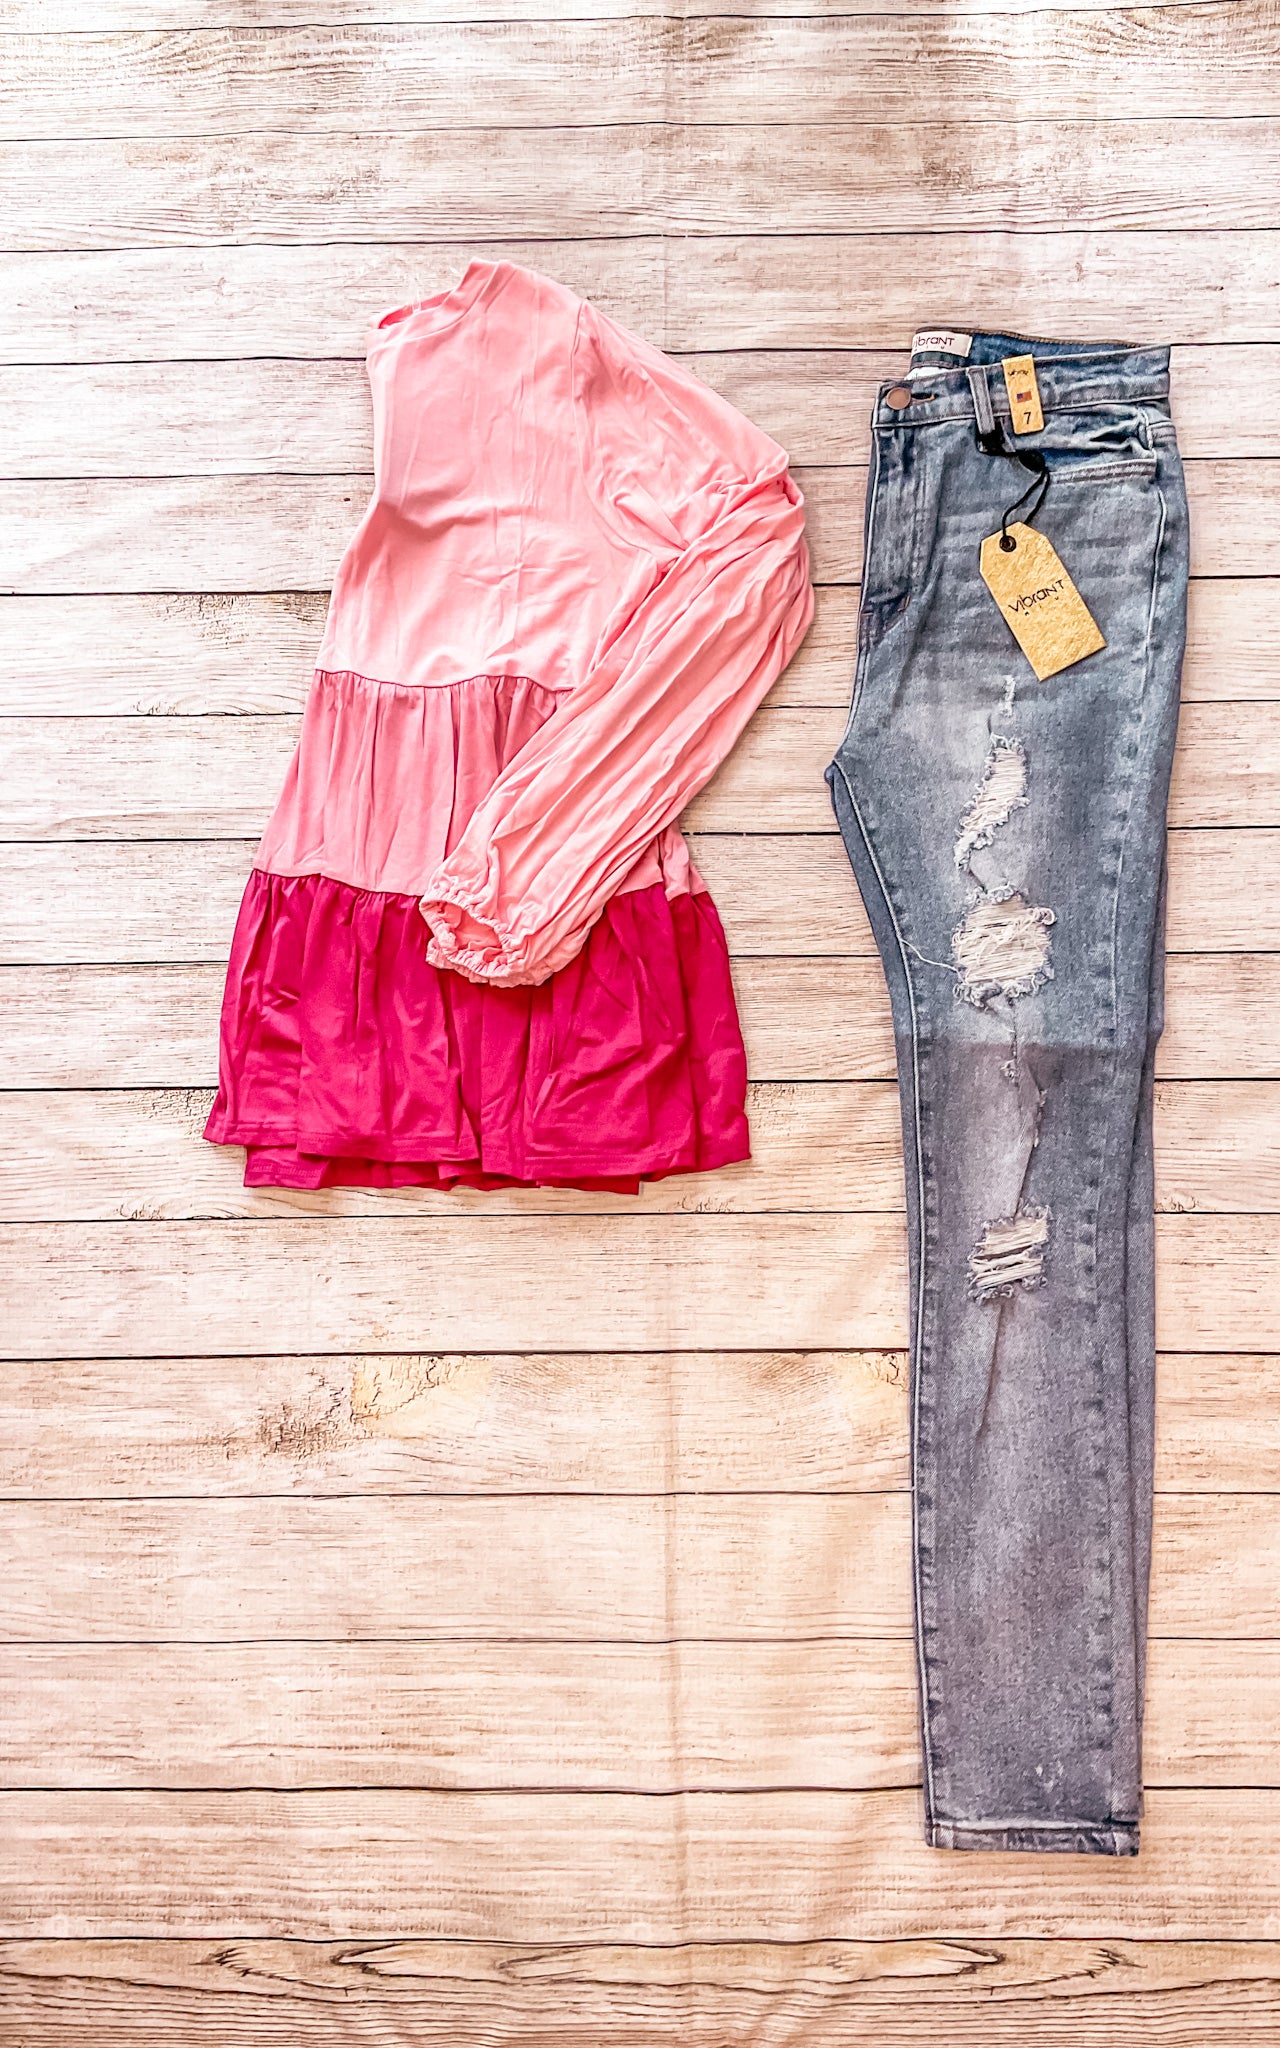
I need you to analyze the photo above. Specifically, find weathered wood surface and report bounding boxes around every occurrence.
[0,936,1273,1100]
[5,346,1277,477]
[0,1935,1278,2048]
[6,124,1280,252]
[5,1787,1280,1940]
[5,11,1278,138]
[0,1637,1275,1790]
[0,1079,1273,1219]
[4,234,1279,360]
[0,1935,1277,2048]
[0,1215,1275,1355]
[0,460,1262,591]
[7,0,1280,2019]
[2,352,1269,479]
[0,1491,1272,1640]
[0,1348,1271,1497]
[1,830,1275,962]
[0,700,1274,837]
[1,578,1273,712]
[0,1938,1278,2048]
[0,0,1224,21]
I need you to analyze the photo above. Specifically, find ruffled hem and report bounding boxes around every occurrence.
[204,869,750,1191]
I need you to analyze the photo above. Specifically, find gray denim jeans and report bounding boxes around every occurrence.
[827,330,1188,1854]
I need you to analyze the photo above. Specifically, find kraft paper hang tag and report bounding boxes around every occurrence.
[1002,354,1044,434]
[979,521,1106,682]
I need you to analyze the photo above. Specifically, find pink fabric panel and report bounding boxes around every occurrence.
[320,263,642,697]
[256,670,557,896]
[204,870,749,1191]
[416,295,815,987]
[256,669,702,904]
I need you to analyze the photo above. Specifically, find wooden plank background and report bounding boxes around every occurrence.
[3,0,1280,2040]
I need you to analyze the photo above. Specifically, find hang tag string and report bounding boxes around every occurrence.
[976,419,1051,551]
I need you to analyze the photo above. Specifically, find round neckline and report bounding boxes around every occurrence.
[370,258,505,344]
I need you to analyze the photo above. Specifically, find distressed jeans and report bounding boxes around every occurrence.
[827,331,1188,1854]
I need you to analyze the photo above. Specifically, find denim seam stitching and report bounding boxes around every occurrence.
[929,1816,1137,1832]
[1094,471,1170,1822]
[1048,461,1159,485]
[830,754,937,1827]
[838,425,886,751]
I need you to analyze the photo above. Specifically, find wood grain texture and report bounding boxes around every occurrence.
[0,1081,908,1217]
[1,1934,1279,2048]
[0,1935,1279,2048]
[0,1215,1274,1355]
[0,1482,1269,1638]
[0,460,1263,592]
[1,578,1272,713]
[4,122,1279,251]
[0,928,1273,1111]
[0,1491,1271,1641]
[4,233,1279,361]
[5,10,1277,138]
[1,830,1275,966]
[0,700,1273,838]
[0,1637,1273,1791]
[0,1346,1272,1497]
[6,0,1280,2001]
[0,1329,1272,1498]
[0,1080,1273,1219]
[0,0,1222,21]
[0,1350,913,1496]
[0,1492,922,1642]
[6,346,1277,478]
[4,1787,1280,1939]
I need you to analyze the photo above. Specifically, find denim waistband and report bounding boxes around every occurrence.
[876,330,1171,430]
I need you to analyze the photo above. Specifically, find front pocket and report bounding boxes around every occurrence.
[1048,456,1158,485]
[1023,403,1158,484]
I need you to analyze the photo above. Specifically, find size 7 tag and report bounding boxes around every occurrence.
[1002,354,1044,435]
[979,521,1106,681]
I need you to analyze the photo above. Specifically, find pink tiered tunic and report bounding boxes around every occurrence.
[204,259,814,1191]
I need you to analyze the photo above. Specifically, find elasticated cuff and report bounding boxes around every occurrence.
[927,1818,1139,1857]
[418,890,538,987]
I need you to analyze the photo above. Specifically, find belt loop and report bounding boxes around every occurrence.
[967,364,996,439]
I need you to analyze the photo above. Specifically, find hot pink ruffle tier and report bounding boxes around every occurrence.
[203,869,750,1191]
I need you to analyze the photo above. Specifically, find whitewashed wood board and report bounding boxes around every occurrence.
[0,1347,1272,1497]
[3,234,1277,361]
[5,124,1279,251]
[0,1080,1274,1219]
[3,347,1275,476]
[0,462,1262,591]
[0,1491,1271,1641]
[0,1215,1274,1355]
[4,12,1276,138]
[0,580,1272,713]
[2,832,1275,963]
[0,702,1273,838]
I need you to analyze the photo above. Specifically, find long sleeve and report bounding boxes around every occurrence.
[418,303,815,986]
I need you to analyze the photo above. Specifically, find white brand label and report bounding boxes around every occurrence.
[911,329,973,358]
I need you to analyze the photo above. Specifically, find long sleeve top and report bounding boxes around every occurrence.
[208,257,813,1193]
[256,256,814,986]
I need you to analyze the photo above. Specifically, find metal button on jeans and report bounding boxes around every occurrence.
[885,385,914,409]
